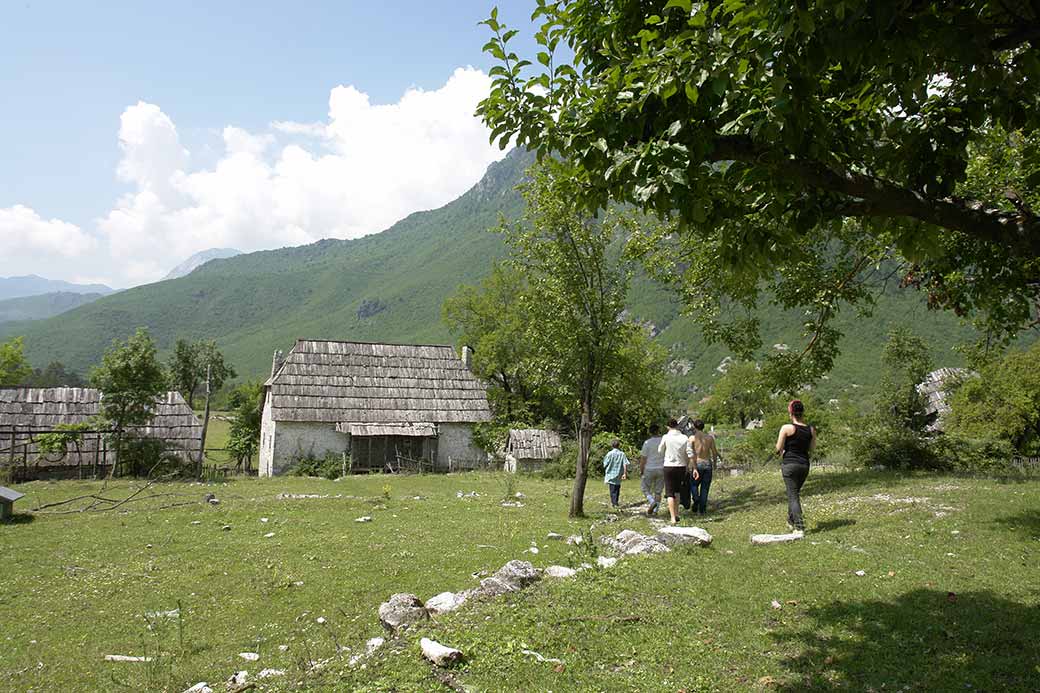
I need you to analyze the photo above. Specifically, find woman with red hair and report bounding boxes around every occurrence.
[774,400,816,532]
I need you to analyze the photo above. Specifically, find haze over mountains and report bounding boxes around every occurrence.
[0,149,997,401]
[0,275,113,301]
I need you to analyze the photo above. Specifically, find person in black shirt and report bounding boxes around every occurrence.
[774,399,816,532]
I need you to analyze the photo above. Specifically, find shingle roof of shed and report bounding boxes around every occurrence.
[506,428,562,460]
[268,340,492,425]
[0,387,202,449]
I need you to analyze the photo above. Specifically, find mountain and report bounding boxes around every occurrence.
[0,292,105,324]
[0,275,113,301]
[0,148,1015,403]
[164,248,243,280]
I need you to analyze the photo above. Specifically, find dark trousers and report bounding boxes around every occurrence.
[679,472,692,509]
[781,462,810,531]
[693,464,713,514]
[608,482,621,507]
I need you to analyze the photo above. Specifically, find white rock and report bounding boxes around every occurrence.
[221,525,231,531]
[544,565,577,578]
[771,600,782,610]
[355,516,372,523]
[190,520,202,525]
[751,531,804,545]
[596,556,618,569]
[349,636,385,667]
[420,637,463,667]
[524,546,540,555]
[500,500,525,508]
[263,532,275,538]
[277,645,289,652]
[316,616,326,624]
[228,670,248,685]
[426,591,466,614]
[104,654,152,662]
[260,517,269,523]
[546,532,564,540]
[657,525,713,546]
[183,684,212,693]
[854,570,866,577]
[565,534,584,545]
[257,668,285,679]
[378,593,429,633]
[238,652,259,661]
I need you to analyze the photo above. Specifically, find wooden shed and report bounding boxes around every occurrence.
[0,388,203,481]
[258,340,492,476]
[0,485,24,521]
[503,428,562,473]
[916,368,973,432]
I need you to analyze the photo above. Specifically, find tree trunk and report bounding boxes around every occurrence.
[197,365,212,478]
[569,400,593,518]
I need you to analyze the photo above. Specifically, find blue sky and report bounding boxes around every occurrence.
[0,1,541,286]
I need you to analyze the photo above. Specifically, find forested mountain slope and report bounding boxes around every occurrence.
[4,148,1008,402]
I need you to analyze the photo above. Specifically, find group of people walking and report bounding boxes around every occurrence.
[601,400,816,531]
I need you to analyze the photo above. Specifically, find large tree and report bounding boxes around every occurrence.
[479,1,1040,384]
[167,338,236,409]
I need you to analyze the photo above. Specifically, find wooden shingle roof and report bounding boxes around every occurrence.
[505,428,562,460]
[0,387,202,449]
[268,340,492,425]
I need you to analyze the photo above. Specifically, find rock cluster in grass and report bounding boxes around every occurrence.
[378,593,429,634]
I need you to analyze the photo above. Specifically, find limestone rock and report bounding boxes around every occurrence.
[420,638,463,667]
[546,532,564,540]
[257,669,285,679]
[657,525,713,547]
[349,636,385,667]
[355,516,373,523]
[565,534,584,545]
[596,556,618,569]
[237,652,259,662]
[603,529,671,556]
[493,559,541,588]
[544,565,577,578]
[228,670,248,686]
[751,531,805,545]
[183,684,213,693]
[426,591,466,615]
[378,593,428,633]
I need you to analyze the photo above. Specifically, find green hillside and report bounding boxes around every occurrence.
[0,291,105,324]
[3,147,1009,403]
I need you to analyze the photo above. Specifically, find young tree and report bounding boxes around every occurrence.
[167,338,236,408]
[875,327,934,433]
[90,328,168,473]
[478,2,1040,382]
[227,381,264,472]
[0,336,32,386]
[25,361,86,388]
[505,164,638,517]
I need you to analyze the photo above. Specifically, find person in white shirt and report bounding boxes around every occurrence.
[639,424,665,516]
[657,418,691,524]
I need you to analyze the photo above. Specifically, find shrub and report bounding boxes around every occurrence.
[540,431,637,479]
[120,437,175,477]
[292,453,347,480]
[849,427,940,470]
[930,434,1017,473]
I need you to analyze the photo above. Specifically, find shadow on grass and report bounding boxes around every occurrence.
[1,513,35,526]
[771,589,1040,692]
[812,518,856,532]
[993,510,1040,539]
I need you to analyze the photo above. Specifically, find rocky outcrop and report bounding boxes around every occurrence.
[378,593,429,633]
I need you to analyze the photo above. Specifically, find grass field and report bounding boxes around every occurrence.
[2,468,1038,692]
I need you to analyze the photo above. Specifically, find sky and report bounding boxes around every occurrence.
[0,1,542,288]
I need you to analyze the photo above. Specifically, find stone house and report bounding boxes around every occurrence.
[258,340,491,476]
[0,387,202,481]
[502,428,562,473]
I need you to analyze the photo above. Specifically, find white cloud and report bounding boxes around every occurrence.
[1,67,505,288]
[0,205,105,282]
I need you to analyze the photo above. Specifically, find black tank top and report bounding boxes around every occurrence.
[783,424,812,465]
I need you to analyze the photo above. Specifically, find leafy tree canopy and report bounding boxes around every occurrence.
[167,338,236,409]
[948,341,1040,453]
[479,1,1040,385]
[0,336,32,386]
[701,359,771,428]
[875,326,934,433]
[90,328,168,432]
[227,381,264,471]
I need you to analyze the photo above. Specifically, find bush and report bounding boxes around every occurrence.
[931,434,1017,473]
[292,453,348,480]
[120,437,178,477]
[849,427,940,470]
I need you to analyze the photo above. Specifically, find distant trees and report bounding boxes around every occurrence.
[0,336,32,386]
[25,361,86,388]
[167,339,236,408]
[227,381,264,472]
[875,327,934,434]
[702,361,771,428]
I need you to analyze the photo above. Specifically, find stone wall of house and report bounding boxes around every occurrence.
[260,417,349,477]
[258,392,276,476]
[436,423,487,470]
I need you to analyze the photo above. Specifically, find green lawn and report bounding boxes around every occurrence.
[2,468,1038,691]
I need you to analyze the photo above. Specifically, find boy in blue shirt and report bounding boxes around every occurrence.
[602,439,630,508]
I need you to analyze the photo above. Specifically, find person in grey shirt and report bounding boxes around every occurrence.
[639,423,665,515]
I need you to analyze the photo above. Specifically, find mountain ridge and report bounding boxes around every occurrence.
[0,275,114,301]
[163,248,243,280]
